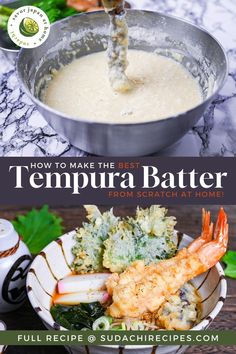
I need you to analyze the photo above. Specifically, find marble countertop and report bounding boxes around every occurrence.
[0,0,235,157]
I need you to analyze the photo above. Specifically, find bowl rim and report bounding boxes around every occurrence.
[26,230,227,349]
[0,46,19,54]
[0,29,19,53]
[17,9,229,127]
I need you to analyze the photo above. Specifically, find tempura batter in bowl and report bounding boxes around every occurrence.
[44,49,202,124]
[44,0,202,124]
[17,9,228,155]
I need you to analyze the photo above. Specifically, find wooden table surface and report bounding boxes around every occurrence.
[0,205,235,354]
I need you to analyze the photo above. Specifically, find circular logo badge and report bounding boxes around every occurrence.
[7,6,50,49]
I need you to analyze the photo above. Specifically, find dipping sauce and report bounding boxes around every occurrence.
[44,49,202,124]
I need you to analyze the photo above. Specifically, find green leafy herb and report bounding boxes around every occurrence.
[60,7,79,18]
[0,5,13,30]
[0,6,14,16]
[0,14,8,31]
[222,251,236,279]
[0,1,78,31]
[13,205,64,254]
[33,0,77,23]
[51,302,105,330]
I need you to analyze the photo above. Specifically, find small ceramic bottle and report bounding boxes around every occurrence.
[0,219,31,313]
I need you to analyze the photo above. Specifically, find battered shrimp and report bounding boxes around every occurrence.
[102,0,132,92]
[106,208,228,318]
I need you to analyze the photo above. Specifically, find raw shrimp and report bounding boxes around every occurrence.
[66,0,99,11]
[106,208,228,318]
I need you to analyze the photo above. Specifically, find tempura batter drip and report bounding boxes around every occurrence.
[102,0,132,92]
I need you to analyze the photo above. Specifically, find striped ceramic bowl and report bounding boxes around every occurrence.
[26,231,227,354]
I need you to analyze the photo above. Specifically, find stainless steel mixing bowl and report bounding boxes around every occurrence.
[17,10,228,156]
